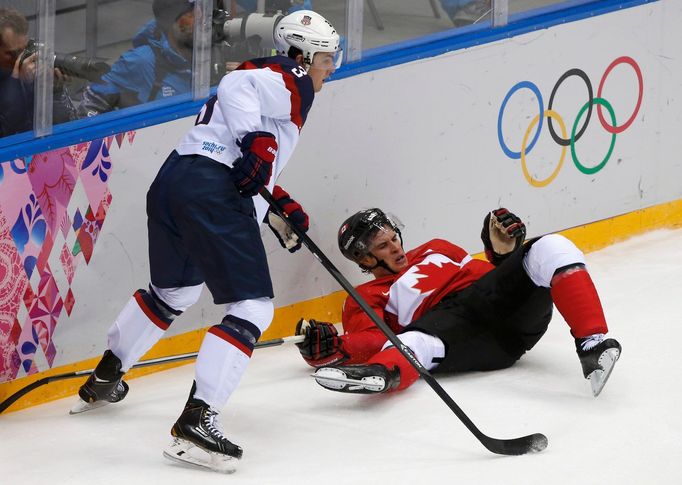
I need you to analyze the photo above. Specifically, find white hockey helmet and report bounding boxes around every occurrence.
[274,10,342,69]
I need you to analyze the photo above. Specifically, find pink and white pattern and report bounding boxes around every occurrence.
[0,131,136,382]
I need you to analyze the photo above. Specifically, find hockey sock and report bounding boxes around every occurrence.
[550,265,608,339]
[368,347,420,391]
[386,330,445,371]
[193,315,261,410]
[107,289,178,371]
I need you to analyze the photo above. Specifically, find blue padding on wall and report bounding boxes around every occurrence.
[0,0,656,163]
[0,94,212,162]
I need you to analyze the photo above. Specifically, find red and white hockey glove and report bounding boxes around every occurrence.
[481,208,526,265]
[267,185,309,253]
[295,319,349,368]
[231,131,277,197]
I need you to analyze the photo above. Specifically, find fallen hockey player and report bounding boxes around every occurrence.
[295,207,621,397]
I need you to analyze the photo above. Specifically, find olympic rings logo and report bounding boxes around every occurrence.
[497,56,643,187]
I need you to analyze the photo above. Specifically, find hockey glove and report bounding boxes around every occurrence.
[231,131,277,197]
[295,318,349,368]
[481,208,526,265]
[267,185,309,253]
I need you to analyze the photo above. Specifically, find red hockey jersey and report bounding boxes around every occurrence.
[340,239,493,363]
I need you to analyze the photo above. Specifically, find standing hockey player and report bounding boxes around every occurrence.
[296,208,621,397]
[71,10,342,473]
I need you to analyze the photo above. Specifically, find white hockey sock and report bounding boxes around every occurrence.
[522,234,586,287]
[382,331,446,371]
[193,331,250,410]
[107,294,167,372]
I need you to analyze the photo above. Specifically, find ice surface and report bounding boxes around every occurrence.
[2,229,681,484]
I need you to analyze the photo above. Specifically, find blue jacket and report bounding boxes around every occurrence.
[80,20,191,116]
[0,69,33,137]
[1,68,76,137]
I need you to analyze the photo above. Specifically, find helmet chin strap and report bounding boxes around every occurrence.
[376,258,398,275]
[360,253,399,275]
[359,231,405,275]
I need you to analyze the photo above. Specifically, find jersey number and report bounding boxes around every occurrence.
[291,66,306,78]
[195,95,218,125]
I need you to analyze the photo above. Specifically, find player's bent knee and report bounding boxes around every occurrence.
[523,234,586,287]
[150,283,203,312]
[224,297,274,334]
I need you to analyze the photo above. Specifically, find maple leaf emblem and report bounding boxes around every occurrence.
[410,260,457,295]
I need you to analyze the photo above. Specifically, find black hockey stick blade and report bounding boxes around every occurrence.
[261,187,547,456]
[484,433,548,455]
[0,334,303,415]
[420,371,548,455]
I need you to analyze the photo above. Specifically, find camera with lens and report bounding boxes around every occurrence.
[19,39,111,83]
[209,9,284,83]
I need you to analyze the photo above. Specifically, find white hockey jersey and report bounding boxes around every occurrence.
[176,55,314,222]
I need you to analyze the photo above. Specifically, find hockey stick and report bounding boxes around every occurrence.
[0,334,304,415]
[261,187,547,456]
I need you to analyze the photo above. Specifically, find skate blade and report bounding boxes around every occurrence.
[312,368,386,393]
[163,438,237,474]
[588,347,621,397]
[69,398,111,415]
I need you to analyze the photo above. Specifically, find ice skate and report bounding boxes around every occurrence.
[163,397,242,474]
[70,350,129,414]
[312,363,400,394]
[576,336,622,397]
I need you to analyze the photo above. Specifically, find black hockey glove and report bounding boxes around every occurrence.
[231,131,277,197]
[295,318,349,368]
[267,185,309,253]
[481,208,526,265]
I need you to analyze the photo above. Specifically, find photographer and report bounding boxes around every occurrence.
[78,0,195,117]
[0,8,76,137]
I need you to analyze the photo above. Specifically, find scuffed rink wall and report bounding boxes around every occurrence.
[1,0,680,409]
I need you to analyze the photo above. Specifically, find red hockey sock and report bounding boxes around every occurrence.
[550,265,608,338]
[368,346,420,391]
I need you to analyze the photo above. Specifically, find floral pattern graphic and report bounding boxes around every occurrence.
[10,194,46,278]
[0,210,29,381]
[0,131,136,382]
[27,149,78,238]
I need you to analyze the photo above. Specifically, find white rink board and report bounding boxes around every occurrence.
[52,0,682,365]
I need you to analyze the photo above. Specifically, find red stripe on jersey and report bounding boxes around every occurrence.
[134,291,170,331]
[208,326,254,357]
[239,60,258,70]
[266,64,303,130]
[237,59,306,130]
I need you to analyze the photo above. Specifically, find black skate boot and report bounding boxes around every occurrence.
[163,392,242,473]
[576,336,622,397]
[70,350,129,414]
[312,363,400,394]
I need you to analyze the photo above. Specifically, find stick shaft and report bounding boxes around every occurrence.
[260,187,547,455]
